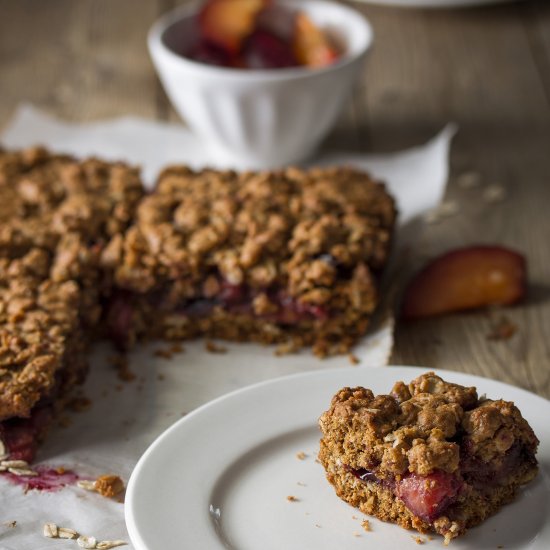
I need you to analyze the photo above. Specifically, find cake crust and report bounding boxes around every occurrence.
[318,372,539,543]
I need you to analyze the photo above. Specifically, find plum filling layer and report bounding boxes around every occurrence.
[0,405,53,463]
[348,466,461,522]
[459,441,536,487]
[107,279,331,346]
[346,443,535,524]
[173,281,329,323]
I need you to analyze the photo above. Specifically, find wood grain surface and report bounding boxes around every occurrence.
[1,0,549,396]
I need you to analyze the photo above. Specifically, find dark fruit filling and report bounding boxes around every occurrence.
[348,466,460,522]
[346,443,534,524]
[0,405,53,463]
[106,277,330,347]
[395,471,461,522]
[3,465,80,492]
[177,281,329,323]
[460,442,537,488]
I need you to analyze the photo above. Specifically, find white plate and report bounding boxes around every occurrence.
[354,0,520,8]
[126,366,550,550]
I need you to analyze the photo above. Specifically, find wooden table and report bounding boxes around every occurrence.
[1,0,549,397]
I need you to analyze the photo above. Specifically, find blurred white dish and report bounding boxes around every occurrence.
[126,366,550,550]
[353,0,520,7]
[148,0,372,169]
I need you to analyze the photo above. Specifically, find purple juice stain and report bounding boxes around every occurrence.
[2,465,81,492]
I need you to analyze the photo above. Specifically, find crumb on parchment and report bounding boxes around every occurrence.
[4,520,16,528]
[487,316,517,341]
[205,341,227,354]
[110,353,136,382]
[78,475,125,498]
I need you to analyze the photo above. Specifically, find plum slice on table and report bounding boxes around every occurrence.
[401,245,527,319]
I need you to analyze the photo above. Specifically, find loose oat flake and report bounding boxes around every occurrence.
[1,459,29,468]
[8,467,38,476]
[43,523,58,538]
[1,458,38,476]
[457,171,481,189]
[96,541,127,549]
[77,479,97,491]
[77,535,98,548]
[42,523,127,549]
[58,527,79,539]
[483,184,507,203]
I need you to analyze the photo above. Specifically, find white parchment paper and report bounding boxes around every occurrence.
[0,105,453,549]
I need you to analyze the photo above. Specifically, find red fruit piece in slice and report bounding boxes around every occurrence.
[395,471,461,523]
[293,12,339,68]
[199,0,268,55]
[401,246,526,319]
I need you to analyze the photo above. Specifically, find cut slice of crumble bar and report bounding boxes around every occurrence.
[318,372,539,543]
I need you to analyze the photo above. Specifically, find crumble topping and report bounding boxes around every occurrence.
[106,166,395,309]
[319,372,538,478]
[0,147,396,451]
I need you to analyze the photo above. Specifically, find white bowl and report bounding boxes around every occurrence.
[148,0,373,168]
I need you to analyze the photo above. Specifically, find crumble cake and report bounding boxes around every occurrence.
[318,372,539,543]
[102,165,396,356]
[0,147,143,461]
[0,146,396,462]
